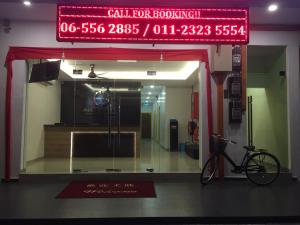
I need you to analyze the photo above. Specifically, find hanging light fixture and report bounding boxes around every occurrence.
[88,64,97,78]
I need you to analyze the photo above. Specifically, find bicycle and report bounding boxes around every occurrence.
[200,134,281,185]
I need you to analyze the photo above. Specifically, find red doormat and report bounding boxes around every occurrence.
[57,181,156,198]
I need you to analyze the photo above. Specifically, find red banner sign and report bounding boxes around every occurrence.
[57,5,249,44]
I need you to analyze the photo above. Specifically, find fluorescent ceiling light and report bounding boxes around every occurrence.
[268,4,278,12]
[117,60,137,63]
[150,85,155,88]
[147,97,150,99]
[23,1,31,6]
[148,92,152,95]
[162,92,166,95]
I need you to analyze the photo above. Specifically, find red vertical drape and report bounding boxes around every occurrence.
[4,47,213,180]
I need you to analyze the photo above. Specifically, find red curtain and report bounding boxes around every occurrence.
[4,47,212,180]
[5,47,209,62]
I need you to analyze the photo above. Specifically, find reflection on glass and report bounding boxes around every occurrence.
[23,60,201,174]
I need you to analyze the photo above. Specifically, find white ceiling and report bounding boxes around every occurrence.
[57,46,284,87]
[30,58,199,88]
[56,59,199,104]
[0,2,300,25]
[67,60,187,72]
[57,60,199,83]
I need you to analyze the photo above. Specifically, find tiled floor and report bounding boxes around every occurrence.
[0,179,299,224]
[24,139,200,174]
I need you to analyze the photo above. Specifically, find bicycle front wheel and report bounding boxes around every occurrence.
[245,152,280,185]
[200,154,219,185]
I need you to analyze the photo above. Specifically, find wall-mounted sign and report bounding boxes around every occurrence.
[147,71,156,76]
[57,5,249,44]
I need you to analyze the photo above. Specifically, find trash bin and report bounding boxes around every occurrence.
[170,119,178,151]
[179,143,185,153]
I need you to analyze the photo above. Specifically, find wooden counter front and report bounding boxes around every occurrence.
[44,126,140,158]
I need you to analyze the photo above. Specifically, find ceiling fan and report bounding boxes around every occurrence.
[88,64,108,79]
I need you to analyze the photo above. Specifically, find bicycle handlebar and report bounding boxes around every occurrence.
[211,133,237,144]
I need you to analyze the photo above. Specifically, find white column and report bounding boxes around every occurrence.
[198,62,209,169]
[11,60,27,179]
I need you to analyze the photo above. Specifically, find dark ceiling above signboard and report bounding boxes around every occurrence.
[2,0,300,8]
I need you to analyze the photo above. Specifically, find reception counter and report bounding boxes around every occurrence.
[44,125,140,158]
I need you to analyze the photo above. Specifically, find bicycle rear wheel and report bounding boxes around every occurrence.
[200,154,219,185]
[245,152,280,185]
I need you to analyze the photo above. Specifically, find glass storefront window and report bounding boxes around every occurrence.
[22,59,201,174]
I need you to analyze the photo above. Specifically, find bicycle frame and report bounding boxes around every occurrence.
[220,149,251,172]
[204,125,281,185]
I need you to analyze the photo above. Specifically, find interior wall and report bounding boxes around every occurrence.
[247,49,288,168]
[24,81,61,163]
[163,87,192,149]
[152,102,158,140]
[12,61,27,174]
[199,62,210,169]
[159,93,166,148]
[267,55,288,158]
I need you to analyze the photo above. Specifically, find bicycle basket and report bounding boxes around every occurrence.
[210,135,227,153]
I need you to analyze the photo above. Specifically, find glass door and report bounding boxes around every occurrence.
[115,82,163,173]
[71,73,116,172]
[113,87,142,172]
[69,60,202,174]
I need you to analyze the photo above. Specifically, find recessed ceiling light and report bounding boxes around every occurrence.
[268,3,278,12]
[23,1,31,6]
[146,97,150,99]
[148,92,152,95]
[150,85,155,88]
[162,92,166,95]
